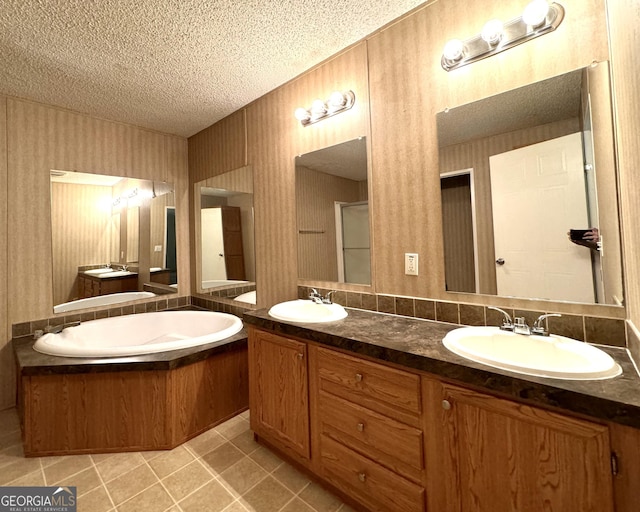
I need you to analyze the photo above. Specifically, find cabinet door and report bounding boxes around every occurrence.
[441,383,614,512]
[249,329,310,461]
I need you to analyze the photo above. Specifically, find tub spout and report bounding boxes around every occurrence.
[44,321,81,335]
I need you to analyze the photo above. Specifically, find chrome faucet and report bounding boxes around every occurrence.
[308,288,335,304]
[120,264,128,271]
[488,307,513,331]
[531,313,561,336]
[34,321,81,339]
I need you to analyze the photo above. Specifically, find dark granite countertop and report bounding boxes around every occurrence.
[244,308,640,430]
[13,329,248,376]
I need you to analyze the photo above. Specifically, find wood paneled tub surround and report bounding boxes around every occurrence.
[13,330,249,457]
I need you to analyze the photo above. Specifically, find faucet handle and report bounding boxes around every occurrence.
[308,288,322,303]
[488,307,513,331]
[322,291,335,304]
[532,313,561,336]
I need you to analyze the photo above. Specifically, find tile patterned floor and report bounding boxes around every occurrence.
[0,408,356,512]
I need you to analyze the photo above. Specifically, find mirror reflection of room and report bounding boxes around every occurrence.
[296,137,371,286]
[438,63,623,306]
[50,171,177,313]
[198,165,256,305]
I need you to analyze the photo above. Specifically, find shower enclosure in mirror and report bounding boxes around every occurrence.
[296,137,371,286]
[438,62,623,306]
[195,166,256,305]
[50,171,177,313]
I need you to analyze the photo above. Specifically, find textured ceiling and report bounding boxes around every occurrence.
[0,0,425,137]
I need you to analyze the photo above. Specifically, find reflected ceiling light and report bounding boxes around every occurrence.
[441,1,564,72]
[294,90,355,126]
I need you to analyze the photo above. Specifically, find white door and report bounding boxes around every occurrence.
[490,133,594,302]
[201,208,227,281]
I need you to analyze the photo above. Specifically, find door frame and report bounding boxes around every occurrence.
[440,168,479,294]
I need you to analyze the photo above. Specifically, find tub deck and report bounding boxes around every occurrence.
[13,329,249,457]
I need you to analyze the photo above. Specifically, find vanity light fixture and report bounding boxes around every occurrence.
[294,90,355,126]
[441,1,564,71]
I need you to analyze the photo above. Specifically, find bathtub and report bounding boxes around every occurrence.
[54,291,156,313]
[33,310,243,357]
[234,290,256,305]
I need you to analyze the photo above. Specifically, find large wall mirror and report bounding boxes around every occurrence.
[195,166,256,305]
[296,137,371,286]
[438,62,623,306]
[50,171,177,313]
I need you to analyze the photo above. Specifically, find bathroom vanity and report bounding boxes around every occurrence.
[77,270,139,298]
[244,308,640,512]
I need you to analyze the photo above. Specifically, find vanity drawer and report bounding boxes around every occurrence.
[318,390,424,482]
[319,435,425,512]
[316,347,421,420]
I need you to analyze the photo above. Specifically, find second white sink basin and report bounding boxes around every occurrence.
[269,300,348,323]
[84,268,113,275]
[443,326,621,380]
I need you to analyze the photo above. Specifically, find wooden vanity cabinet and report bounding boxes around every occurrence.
[78,273,138,298]
[248,329,310,465]
[422,378,616,512]
[248,327,636,512]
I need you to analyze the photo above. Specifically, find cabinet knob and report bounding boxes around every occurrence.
[357,422,365,432]
[297,353,304,360]
[442,399,452,410]
[355,373,363,382]
[358,472,367,483]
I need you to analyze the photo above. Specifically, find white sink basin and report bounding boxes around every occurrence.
[443,327,621,380]
[269,300,348,323]
[98,270,135,278]
[84,268,114,275]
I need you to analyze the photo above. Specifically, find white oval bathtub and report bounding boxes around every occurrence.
[33,310,243,358]
[54,291,157,314]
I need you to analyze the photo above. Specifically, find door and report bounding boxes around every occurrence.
[249,330,310,461]
[490,133,594,302]
[336,201,370,285]
[220,206,246,280]
[442,384,614,512]
[201,208,227,281]
[164,207,177,285]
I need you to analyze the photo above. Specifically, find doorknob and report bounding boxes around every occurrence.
[496,258,505,265]
[218,253,224,257]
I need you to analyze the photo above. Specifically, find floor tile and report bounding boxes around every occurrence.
[299,482,343,512]
[200,442,245,475]
[272,463,310,493]
[162,460,213,502]
[117,483,174,512]
[8,469,45,486]
[95,452,146,483]
[0,457,42,485]
[56,466,102,497]
[185,427,225,458]
[0,442,26,469]
[147,445,195,479]
[105,462,157,505]
[248,446,283,472]
[281,497,316,512]
[77,485,114,512]
[219,457,268,496]
[221,501,249,512]
[229,430,259,455]
[44,454,93,484]
[179,480,235,512]
[241,476,294,512]
[216,416,250,440]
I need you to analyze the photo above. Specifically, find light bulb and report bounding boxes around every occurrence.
[522,0,550,28]
[311,99,327,115]
[294,107,310,122]
[328,91,347,110]
[443,39,464,63]
[481,19,504,45]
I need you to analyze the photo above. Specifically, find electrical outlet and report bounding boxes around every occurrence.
[154,245,162,252]
[405,253,419,276]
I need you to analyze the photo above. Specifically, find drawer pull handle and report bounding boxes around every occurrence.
[297,353,304,360]
[357,422,365,432]
[355,373,363,382]
[442,399,452,410]
[358,472,367,483]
